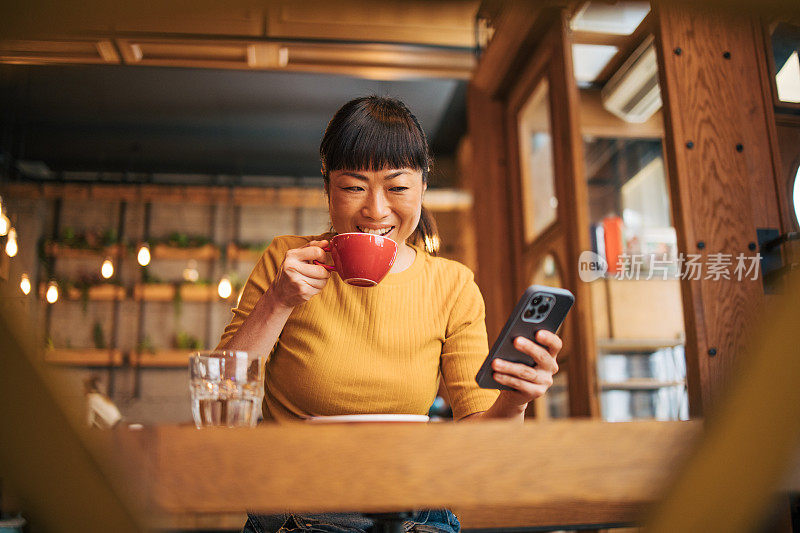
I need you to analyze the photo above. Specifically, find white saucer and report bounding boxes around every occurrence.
[306,414,430,424]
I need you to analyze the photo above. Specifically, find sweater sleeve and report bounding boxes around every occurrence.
[440,271,500,420]
[215,236,294,350]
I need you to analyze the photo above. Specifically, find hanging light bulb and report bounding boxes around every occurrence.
[182,259,199,283]
[217,276,233,299]
[46,281,59,304]
[101,257,114,279]
[0,214,9,237]
[137,243,151,266]
[20,273,31,295]
[5,228,17,257]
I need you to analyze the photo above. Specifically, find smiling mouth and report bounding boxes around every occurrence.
[356,226,394,237]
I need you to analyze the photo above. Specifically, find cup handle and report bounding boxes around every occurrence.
[314,260,336,271]
[313,244,336,271]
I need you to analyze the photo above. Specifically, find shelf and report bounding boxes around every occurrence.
[600,378,685,391]
[597,338,685,352]
[46,242,125,258]
[180,284,215,302]
[74,284,126,301]
[134,283,176,301]
[45,348,123,367]
[133,283,217,302]
[134,350,194,367]
[39,283,127,301]
[226,243,264,263]
[152,243,220,260]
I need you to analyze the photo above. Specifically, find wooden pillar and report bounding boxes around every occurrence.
[466,86,517,341]
[551,14,598,417]
[653,1,786,416]
[467,5,599,417]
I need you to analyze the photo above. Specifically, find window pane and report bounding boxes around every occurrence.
[570,1,651,35]
[793,163,800,227]
[583,136,688,422]
[772,23,800,104]
[518,79,557,243]
[572,44,618,86]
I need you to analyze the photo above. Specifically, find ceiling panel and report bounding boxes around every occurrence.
[0,64,466,178]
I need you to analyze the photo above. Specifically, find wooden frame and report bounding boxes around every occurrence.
[761,18,800,114]
[468,3,598,417]
[265,1,477,49]
[0,39,120,64]
[115,37,475,80]
[653,1,789,416]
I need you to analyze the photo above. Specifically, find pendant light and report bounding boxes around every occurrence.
[137,243,151,266]
[101,257,114,279]
[5,228,17,257]
[217,276,233,299]
[46,281,59,304]
[20,273,31,295]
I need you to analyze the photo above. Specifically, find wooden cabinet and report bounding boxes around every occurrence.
[589,279,687,421]
[590,278,684,341]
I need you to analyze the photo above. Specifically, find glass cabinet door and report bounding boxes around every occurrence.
[529,253,570,419]
[517,80,558,244]
[582,135,688,421]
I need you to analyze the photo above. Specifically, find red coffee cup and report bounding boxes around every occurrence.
[314,233,398,287]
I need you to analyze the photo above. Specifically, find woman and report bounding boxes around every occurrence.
[219,96,563,533]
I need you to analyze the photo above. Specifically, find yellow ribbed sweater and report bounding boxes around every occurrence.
[217,234,499,421]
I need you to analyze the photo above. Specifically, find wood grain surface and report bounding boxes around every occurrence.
[654,3,783,416]
[471,1,549,97]
[551,13,600,418]
[470,7,601,418]
[113,420,700,527]
[466,85,516,341]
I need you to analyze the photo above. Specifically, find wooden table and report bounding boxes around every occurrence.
[109,420,702,530]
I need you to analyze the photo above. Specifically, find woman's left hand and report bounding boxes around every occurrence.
[491,330,563,408]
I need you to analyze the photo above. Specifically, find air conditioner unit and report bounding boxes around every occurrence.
[601,35,662,123]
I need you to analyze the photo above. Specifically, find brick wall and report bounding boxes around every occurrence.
[2,184,474,426]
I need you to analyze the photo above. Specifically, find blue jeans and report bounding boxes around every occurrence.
[242,509,460,533]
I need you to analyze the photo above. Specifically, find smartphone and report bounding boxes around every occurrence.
[475,285,574,390]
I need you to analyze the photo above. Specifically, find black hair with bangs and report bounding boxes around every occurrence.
[319,96,431,182]
[319,96,440,254]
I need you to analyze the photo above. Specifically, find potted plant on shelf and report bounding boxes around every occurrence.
[152,232,220,260]
[135,268,175,301]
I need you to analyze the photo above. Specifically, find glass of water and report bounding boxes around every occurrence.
[189,351,265,428]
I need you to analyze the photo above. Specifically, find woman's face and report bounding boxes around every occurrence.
[326,167,426,245]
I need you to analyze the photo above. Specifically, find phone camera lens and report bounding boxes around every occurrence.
[538,305,549,314]
[524,309,534,319]
[531,296,542,306]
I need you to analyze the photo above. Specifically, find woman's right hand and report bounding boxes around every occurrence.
[270,240,332,308]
